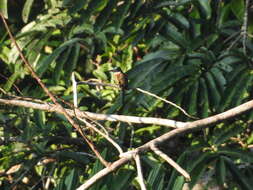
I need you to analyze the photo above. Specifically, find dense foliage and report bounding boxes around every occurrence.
[1,0,253,189]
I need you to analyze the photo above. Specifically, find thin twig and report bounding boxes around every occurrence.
[0,73,23,95]
[135,88,198,119]
[79,117,123,155]
[0,87,44,104]
[78,81,118,88]
[134,154,147,190]
[150,143,190,180]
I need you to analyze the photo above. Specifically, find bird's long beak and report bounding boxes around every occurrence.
[108,69,117,72]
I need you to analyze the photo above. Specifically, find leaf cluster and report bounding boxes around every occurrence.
[0,0,253,189]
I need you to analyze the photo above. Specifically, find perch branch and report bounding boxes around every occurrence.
[78,81,118,88]
[0,97,186,128]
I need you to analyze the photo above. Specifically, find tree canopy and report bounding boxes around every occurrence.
[0,0,253,189]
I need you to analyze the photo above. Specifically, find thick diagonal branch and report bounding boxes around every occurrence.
[77,99,253,189]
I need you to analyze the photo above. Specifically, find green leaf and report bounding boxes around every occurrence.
[135,126,161,134]
[198,77,209,118]
[165,25,188,48]
[37,38,80,76]
[147,164,165,190]
[230,70,253,107]
[224,158,252,190]
[155,0,193,8]
[0,0,8,18]
[171,176,185,190]
[109,169,134,190]
[34,110,45,129]
[216,157,226,187]
[113,1,131,31]
[219,68,250,111]
[152,64,196,92]
[128,60,162,89]
[186,81,199,116]
[216,56,241,72]
[195,0,212,19]
[187,152,214,172]
[53,46,73,83]
[82,0,108,22]
[163,9,190,30]
[218,3,231,27]
[65,169,79,190]
[188,153,217,188]
[64,0,87,13]
[228,64,247,82]
[210,67,226,92]
[230,0,244,21]
[22,0,34,23]
[3,70,21,92]
[167,81,192,117]
[63,43,80,83]
[127,0,144,20]
[212,124,244,146]
[89,149,107,190]
[204,72,221,110]
[167,151,189,189]
[95,0,118,31]
[219,148,253,163]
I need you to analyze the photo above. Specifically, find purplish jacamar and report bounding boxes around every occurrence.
[109,67,128,106]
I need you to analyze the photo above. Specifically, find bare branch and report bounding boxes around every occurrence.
[150,143,190,180]
[0,97,186,128]
[140,99,253,150]
[134,154,147,190]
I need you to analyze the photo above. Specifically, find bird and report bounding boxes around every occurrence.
[109,67,128,89]
[109,67,128,106]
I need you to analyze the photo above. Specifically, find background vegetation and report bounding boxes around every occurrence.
[1,0,253,189]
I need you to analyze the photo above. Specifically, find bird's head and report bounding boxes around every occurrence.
[109,67,122,73]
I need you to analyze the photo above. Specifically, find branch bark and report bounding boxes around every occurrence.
[0,98,186,128]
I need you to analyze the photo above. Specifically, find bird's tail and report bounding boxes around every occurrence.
[118,88,125,113]
[121,88,125,107]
